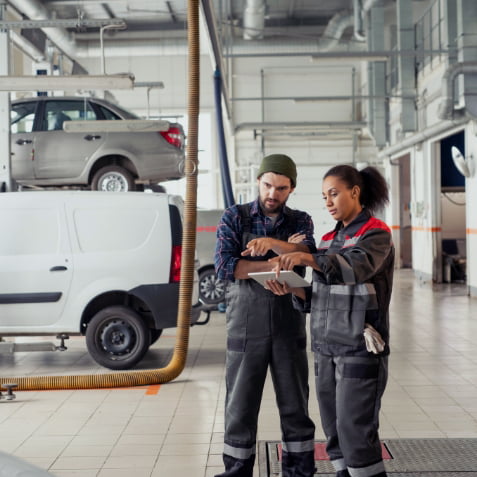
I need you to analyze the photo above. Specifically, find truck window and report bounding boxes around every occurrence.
[0,209,59,255]
[73,208,158,252]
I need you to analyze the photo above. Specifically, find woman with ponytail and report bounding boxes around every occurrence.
[267,165,394,477]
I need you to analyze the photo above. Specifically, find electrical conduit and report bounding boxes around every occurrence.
[214,67,235,208]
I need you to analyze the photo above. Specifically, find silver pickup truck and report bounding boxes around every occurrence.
[196,209,226,307]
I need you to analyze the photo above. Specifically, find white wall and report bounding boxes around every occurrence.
[465,123,477,296]
[409,143,437,282]
[441,192,466,239]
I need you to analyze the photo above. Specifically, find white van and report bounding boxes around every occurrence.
[0,191,201,369]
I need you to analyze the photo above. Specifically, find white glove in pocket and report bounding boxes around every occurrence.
[363,323,385,354]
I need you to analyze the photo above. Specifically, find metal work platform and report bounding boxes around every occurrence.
[258,439,477,476]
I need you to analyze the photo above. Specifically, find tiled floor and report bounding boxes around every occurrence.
[1,269,477,476]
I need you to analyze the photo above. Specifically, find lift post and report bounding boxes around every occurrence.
[0,0,12,191]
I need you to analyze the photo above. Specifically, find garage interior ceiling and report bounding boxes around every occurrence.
[6,0,362,68]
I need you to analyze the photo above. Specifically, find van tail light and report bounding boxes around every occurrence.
[160,127,184,149]
[170,245,182,283]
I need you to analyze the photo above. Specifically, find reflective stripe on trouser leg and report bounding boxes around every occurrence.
[271,333,316,477]
[281,440,316,477]
[216,452,256,477]
[315,354,388,476]
[219,336,270,477]
[348,461,387,477]
[330,458,347,472]
[337,356,387,473]
[314,355,342,463]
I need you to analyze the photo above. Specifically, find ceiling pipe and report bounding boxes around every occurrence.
[437,61,477,120]
[10,29,45,61]
[317,10,354,51]
[377,118,466,160]
[8,0,81,60]
[7,0,378,60]
[235,120,366,133]
[352,0,381,43]
[243,0,265,40]
[353,0,366,42]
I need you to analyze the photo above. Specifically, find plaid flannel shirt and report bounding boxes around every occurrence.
[214,198,316,282]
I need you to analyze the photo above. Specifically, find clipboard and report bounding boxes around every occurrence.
[248,270,310,288]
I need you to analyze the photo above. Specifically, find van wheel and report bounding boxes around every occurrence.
[91,165,135,192]
[199,268,226,305]
[86,306,150,370]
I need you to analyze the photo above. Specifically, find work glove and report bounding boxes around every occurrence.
[363,324,385,354]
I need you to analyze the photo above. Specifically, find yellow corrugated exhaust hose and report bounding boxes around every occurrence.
[0,0,200,391]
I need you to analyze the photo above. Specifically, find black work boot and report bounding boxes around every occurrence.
[336,470,350,477]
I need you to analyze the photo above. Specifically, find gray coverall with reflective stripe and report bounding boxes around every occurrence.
[297,210,394,477]
[216,209,316,477]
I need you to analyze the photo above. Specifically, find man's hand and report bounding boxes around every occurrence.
[265,279,306,300]
[265,279,292,294]
[288,232,305,244]
[241,237,274,257]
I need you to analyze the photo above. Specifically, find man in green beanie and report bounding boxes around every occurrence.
[214,154,316,477]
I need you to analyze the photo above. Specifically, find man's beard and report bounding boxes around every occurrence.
[259,197,284,215]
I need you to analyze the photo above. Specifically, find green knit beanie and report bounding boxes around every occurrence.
[257,154,297,187]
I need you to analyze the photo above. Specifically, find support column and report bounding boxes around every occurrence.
[457,0,477,117]
[367,0,387,147]
[396,0,416,132]
[0,0,12,191]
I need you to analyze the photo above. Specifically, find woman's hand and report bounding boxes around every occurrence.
[269,251,306,272]
[269,251,319,273]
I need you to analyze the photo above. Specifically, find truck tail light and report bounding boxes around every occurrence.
[170,245,182,282]
[160,127,184,149]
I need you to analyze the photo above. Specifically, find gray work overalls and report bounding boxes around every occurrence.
[309,211,393,477]
[217,205,316,477]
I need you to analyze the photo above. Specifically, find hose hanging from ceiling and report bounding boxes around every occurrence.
[0,0,200,391]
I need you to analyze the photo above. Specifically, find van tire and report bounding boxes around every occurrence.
[91,165,136,192]
[86,306,150,370]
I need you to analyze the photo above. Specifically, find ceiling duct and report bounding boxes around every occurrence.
[243,0,265,40]
[353,0,381,42]
[317,10,354,51]
[8,0,80,59]
[7,0,378,61]
[10,30,45,61]
[437,62,477,120]
[353,0,365,41]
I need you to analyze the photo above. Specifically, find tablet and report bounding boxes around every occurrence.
[248,270,310,288]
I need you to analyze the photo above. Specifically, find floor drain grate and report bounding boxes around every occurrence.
[258,438,477,476]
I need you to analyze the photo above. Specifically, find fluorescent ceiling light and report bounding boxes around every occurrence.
[0,74,135,91]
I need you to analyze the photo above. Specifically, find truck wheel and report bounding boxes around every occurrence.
[86,306,150,370]
[91,165,135,192]
[199,268,226,305]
